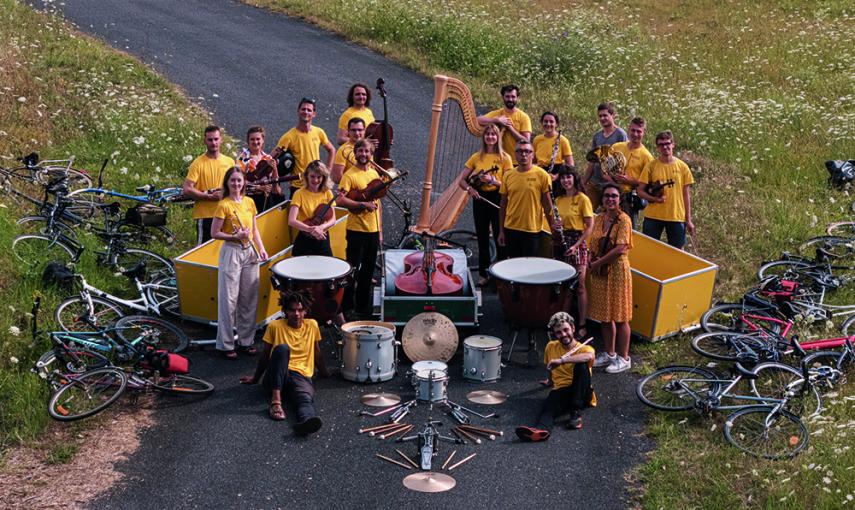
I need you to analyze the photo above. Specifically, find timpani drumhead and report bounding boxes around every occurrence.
[272,256,351,281]
[463,335,502,350]
[488,257,576,284]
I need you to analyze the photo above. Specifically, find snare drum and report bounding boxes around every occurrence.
[340,321,397,383]
[489,257,577,328]
[271,256,352,322]
[414,369,449,402]
[462,335,503,382]
[409,360,448,386]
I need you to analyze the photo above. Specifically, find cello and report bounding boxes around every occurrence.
[395,236,463,296]
[365,78,394,170]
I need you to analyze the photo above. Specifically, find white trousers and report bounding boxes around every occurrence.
[216,242,259,351]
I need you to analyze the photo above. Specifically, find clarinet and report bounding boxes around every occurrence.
[546,130,569,255]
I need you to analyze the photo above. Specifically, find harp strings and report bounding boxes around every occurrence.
[431,98,480,210]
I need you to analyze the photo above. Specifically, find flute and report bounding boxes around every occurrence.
[547,130,569,254]
[230,213,262,261]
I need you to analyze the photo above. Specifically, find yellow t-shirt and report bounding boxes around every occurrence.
[263,318,320,378]
[544,340,596,405]
[334,142,358,176]
[484,108,532,155]
[499,166,551,233]
[611,141,654,193]
[213,196,257,239]
[338,106,375,131]
[291,188,335,223]
[339,168,381,233]
[532,133,573,169]
[275,126,331,188]
[638,157,694,222]
[464,151,513,193]
[186,154,234,219]
[556,193,594,231]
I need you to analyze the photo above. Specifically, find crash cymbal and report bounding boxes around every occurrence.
[360,393,401,407]
[402,312,458,362]
[402,472,456,493]
[466,390,508,405]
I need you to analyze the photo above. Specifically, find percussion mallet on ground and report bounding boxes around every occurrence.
[395,449,420,469]
[448,453,477,471]
[454,427,482,445]
[380,424,413,440]
[459,425,496,441]
[459,424,503,437]
[441,449,458,470]
[370,423,409,437]
[375,453,413,470]
[449,427,468,445]
[361,422,405,435]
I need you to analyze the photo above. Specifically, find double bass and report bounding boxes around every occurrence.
[365,78,394,170]
[395,236,463,296]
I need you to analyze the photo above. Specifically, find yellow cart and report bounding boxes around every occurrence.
[628,232,718,341]
[173,203,349,329]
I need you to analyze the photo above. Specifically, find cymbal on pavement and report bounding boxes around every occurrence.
[360,393,402,407]
[403,472,456,493]
[402,312,458,362]
[466,390,508,405]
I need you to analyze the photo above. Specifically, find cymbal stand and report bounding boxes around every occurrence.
[399,419,460,470]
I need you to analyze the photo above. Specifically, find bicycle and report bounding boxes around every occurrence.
[636,361,819,459]
[0,152,93,204]
[54,263,180,334]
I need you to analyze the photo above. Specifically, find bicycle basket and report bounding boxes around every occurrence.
[125,204,167,227]
[42,261,75,289]
[142,349,189,374]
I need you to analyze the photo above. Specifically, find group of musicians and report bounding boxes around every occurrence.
[179,82,694,438]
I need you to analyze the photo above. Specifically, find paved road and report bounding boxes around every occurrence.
[34,1,651,509]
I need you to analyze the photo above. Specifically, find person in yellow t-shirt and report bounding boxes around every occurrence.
[532,111,574,171]
[552,167,594,338]
[477,84,532,155]
[236,126,283,213]
[288,160,337,257]
[611,117,654,229]
[498,140,556,258]
[331,117,366,183]
[211,168,268,360]
[515,312,596,442]
[335,138,381,316]
[455,124,511,285]
[240,290,328,436]
[182,125,235,244]
[271,98,334,197]
[637,130,695,249]
[336,83,376,144]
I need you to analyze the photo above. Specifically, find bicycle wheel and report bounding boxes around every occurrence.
[43,167,93,193]
[115,315,189,353]
[35,347,109,386]
[55,296,125,332]
[114,220,175,246]
[16,216,78,240]
[48,367,127,421]
[11,234,77,269]
[839,314,855,337]
[802,350,848,391]
[113,248,174,282]
[799,236,855,261]
[690,331,769,362]
[636,366,719,411]
[826,221,855,237]
[750,362,822,417]
[151,374,214,395]
[756,260,813,282]
[144,275,180,318]
[723,406,808,459]
[700,303,782,334]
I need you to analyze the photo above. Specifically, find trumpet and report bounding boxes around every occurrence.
[230,213,262,261]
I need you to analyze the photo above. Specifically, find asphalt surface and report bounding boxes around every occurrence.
[32,1,652,509]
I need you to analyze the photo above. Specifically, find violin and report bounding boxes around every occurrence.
[466,165,499,189]
[306,191,340,226]
[645,179,675,198]
[365,78,394,170]
[344,170,408,208]
[394,237,463,296]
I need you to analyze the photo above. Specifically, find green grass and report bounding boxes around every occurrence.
[245,0,855,507]
[0,0,213,449]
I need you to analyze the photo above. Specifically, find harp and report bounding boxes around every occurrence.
[414,75,484,234]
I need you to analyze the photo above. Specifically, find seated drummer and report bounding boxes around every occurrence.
[515,312,596,442]
[240,290,329,435]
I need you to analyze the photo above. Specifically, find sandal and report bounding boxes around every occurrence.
[222,350,238,360]
[238,345,258,355]
[268,402,286,421]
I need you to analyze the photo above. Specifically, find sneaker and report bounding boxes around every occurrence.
[515,426,550,442]
[294,416,323,436]
[566,412,582,430]
[605,355,632,374]
[593,352,616,368]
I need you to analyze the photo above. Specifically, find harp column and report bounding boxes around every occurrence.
[415,75,450,233]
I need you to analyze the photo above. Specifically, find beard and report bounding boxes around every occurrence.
[504,99,517,109]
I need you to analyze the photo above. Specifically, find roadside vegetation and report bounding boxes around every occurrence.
[0,0,213,448]
[248,0,855,507]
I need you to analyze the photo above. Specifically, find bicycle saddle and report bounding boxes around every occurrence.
[121,261,147,280]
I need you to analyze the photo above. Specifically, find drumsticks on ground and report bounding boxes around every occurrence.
[454,427,481,445]
[459,425,497,440]
[448,453,477,471]
[395,449,420,469]
[441,450,458,470]
[361,422,406,435]
[375,453,412,470]
[379,424,413,440]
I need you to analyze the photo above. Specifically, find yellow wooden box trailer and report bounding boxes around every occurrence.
[173,203,349,326]
[627,232,718,341]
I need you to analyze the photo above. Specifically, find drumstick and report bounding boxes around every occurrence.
[395,449,419,469]
[458,424,503,437]
[361,422,405,434]
[368,423,409,437]
[450,427,468,444]
[448,453,477,471]
[454,427,482,445]
[441,449,458,470]
[553,338,593,366]
[375,453,413,470]
[379,424,412,440]
[458,425,496,440]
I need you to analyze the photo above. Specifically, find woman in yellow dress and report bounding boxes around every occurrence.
[587,183,633,374]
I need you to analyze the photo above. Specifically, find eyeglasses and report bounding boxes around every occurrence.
[603,194,621,199]
[515,149,533,154]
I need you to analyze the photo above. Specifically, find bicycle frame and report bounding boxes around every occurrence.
[673,373,789,412]
[67,185,183,206]
[76,273,167,318]
[737,311,855,351]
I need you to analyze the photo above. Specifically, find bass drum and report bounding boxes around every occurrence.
[271,256,352,323]
[489,257,576,328]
